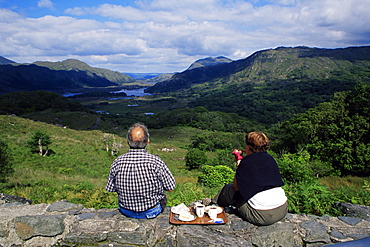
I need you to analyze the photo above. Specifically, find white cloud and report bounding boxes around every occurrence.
[38,0,54,9]
[1,0,370,73]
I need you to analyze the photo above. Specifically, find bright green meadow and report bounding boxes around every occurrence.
[0,114,369,216]
[0,115,214,209]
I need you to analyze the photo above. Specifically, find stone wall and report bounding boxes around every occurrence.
[0,200,370,247]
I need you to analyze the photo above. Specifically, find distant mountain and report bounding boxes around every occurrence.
[33,59,134,84]
[0,59,134,94]
[0,56,15,64]
[145,55,250,93]
[146,46,370,94]
[186,56,233,70]
[143,73,174,84]
[146,46,370,125]
[125,73,162,80]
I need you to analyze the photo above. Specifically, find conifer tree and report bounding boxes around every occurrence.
[27,131,52,157]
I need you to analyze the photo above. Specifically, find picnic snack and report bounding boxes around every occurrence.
[171,203,196,221]
[171,203,189,214]
[178,213,196,221]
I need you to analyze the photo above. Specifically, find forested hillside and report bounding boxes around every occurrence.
[276,82,370,176]
[0,91,86,115]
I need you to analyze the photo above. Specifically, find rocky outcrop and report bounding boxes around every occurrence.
[335,202,370,219]
[0,199,369,247]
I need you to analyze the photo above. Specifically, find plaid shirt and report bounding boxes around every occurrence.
[106,149,176,212]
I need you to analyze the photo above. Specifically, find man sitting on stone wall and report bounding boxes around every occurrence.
[106,123,176,219]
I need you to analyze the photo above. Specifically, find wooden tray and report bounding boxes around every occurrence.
[169,207,228,225]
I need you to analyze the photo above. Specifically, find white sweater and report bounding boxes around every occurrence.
[248,187,287,210]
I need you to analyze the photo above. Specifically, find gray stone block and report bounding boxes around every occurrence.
[14,215,65,240]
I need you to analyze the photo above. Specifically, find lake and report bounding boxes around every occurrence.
[63,88,152,99]
[111,88,151,97]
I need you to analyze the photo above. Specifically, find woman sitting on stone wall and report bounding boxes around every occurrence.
[214,131,288,226]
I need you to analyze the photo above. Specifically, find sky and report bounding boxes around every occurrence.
[0,0,369,73]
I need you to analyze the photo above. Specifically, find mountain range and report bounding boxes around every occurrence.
[1,46,370,119]
[0,59,135,94]
[1,46,370,128]
[0,56,234,95]
[144,46,370,125]
[146,46,370,94]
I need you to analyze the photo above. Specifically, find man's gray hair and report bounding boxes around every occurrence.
[127,123,150,149]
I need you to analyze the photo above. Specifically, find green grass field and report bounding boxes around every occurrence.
[0,115,216,208]
[1,114,368,215]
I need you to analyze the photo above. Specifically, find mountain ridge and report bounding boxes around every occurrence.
[146,46,370,94]
[0,59,135,94]
[0,56,16,64]
[144,45,370,125]
[186,56,233,70]
[31,59,134,84]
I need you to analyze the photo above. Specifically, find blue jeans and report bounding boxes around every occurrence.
[119,203,162,219]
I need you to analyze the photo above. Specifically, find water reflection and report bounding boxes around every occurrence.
[112,88,151,97]
[63,92,83,97]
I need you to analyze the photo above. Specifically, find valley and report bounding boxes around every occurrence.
[0,46,369,217]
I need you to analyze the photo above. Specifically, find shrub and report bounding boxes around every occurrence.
[0,141,14,182]
[309,160,338,177]
[278,150,315,184]
[198,165,234,188]
[284,180,341,216]
[185,149,208,170]
[207,149,236,170]
[331,182,370,206]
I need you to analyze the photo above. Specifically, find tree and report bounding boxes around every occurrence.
[0,141,14,182]
[103,134,122,156]
[276,82,370,176]
[27,131,52,157]
[189,131,245,152]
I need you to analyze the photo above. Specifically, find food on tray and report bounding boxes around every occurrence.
[178,213,196,222]
[171,203,196,222]
[171,203,189,215]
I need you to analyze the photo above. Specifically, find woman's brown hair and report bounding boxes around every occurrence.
[246,132,270,153]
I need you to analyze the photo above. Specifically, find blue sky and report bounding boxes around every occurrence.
[1,0,369,73]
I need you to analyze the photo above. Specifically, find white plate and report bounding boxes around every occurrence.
[205,206,223,214]
[178,214,196,222]
[171,203,190,214]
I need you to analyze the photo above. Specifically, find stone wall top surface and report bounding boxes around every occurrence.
[0,199,369,247]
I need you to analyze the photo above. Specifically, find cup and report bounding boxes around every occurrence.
[208,207,218,220]
[196,205,205,217]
